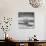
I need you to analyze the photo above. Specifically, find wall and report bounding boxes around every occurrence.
[0,0,46,40]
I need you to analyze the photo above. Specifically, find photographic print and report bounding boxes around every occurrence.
[18,12,35,29]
